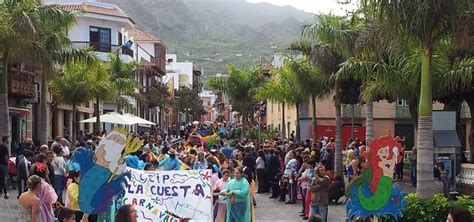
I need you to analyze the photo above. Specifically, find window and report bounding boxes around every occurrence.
[397,98,408,106]
[167,58,173,63]
[89,26,111,52]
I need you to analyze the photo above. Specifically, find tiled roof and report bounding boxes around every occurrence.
[127,28,161,42]
[61,4,134,23]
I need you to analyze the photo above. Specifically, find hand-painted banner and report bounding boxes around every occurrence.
[122,168,213,222]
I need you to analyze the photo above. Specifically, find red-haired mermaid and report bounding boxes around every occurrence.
[346,132,408,219]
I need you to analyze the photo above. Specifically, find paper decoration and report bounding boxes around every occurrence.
[71,127,143,214]
[122,168,213,221]
[346,132,407,219]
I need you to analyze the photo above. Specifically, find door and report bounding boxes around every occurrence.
[395,123,415,150]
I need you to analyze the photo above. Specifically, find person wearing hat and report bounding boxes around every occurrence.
[158,149,181,170]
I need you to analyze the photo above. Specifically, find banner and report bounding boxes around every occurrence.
[122,168,213,222]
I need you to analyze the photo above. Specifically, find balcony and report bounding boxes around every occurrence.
[70,41,133,57]
[8,67,35,98]
[342,104,362,118]
[395,106,411,119]
[153,57,166,75]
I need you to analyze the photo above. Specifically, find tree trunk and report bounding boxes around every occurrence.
[39,75,49,145]
[94,98,101,134]
[281,102,286,138]
[159,105,163,130]
[335,99,343,177]
[241,110,246,141]
[365,101,374,143]
[72,104,77,146]
[311,96,317,140]
[464,94,474,163]
[351,104,355,140]
[416,47,435,198]
[0,57,10,149]
[295,103,301,143]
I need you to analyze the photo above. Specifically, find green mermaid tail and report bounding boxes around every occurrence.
[358,176,393,211]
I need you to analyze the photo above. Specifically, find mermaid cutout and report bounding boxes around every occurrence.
[346,132,408,219]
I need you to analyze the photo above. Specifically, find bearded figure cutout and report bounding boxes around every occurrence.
[71,128,143,215]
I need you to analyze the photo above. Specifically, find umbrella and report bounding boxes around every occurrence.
[80,112,135,125]
[123,113,157,125]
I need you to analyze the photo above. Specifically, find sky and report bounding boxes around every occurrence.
[246,0,359,15]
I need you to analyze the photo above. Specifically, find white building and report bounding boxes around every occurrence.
[163,54,194,90]
[38,0,166,138]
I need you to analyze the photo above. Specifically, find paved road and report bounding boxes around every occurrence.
[254,192,347,222]
[0,180,416,222]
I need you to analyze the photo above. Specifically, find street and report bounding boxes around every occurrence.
[0,180,416,221]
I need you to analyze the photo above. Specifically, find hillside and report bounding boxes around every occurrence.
[101,0,313,80]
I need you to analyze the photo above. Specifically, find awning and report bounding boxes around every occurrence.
[9,107,30,116]
[433,130,462,147]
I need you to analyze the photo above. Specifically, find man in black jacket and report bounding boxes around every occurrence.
[0,136,10,199]
[16,150,34,198]
[267,149,281,198]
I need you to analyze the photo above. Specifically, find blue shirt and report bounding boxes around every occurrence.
[284,159,297,176]
[305,168,315,187]
[158,157,180,170]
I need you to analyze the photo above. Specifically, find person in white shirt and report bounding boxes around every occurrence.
[51,146,67,203]
[59,138,70,158]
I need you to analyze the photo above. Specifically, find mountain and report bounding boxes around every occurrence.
[101,0,313,79]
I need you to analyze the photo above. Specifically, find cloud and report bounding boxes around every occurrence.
[246,0,359,15]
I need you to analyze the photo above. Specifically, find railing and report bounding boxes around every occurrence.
[395,106,411,119]
[8,67,35,98]
[70,41,133,57]
[342,104,361,118]
[154,57,166,74]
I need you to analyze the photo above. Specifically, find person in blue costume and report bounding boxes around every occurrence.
[158,149,180,170]
[70,130,130,215]
[220,167,251,222]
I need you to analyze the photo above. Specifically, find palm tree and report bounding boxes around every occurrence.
[88,63,116,134]
[286,58,329,142]
[34,10,96,145]
[104,52,139,131]
[287,40,332,140]
[210,64,264,139]
[361,0,471,197]
[256,67,290,138]
[49,63,94,145]
[301,14,358,177]
[226,64,263,139]
[0,0,75,142]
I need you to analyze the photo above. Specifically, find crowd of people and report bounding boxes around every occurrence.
[0,120,472,222]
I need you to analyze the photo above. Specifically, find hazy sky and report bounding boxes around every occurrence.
[246,0,359,15]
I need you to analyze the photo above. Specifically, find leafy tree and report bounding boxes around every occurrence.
[0,0,80,142]
[210,64,264,139]
[173,87,206,122]
[89,63,116,134]
[144,80,171,128]
[49,63,94,144]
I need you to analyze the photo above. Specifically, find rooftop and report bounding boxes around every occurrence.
[127,28,161,42]
[61,3,135,24]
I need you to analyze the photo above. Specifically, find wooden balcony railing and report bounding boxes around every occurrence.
[8,67,35,98]
[70,41,133,57]
[154,57,166,75]
[395,106,411,119]
[342,104,362,118]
